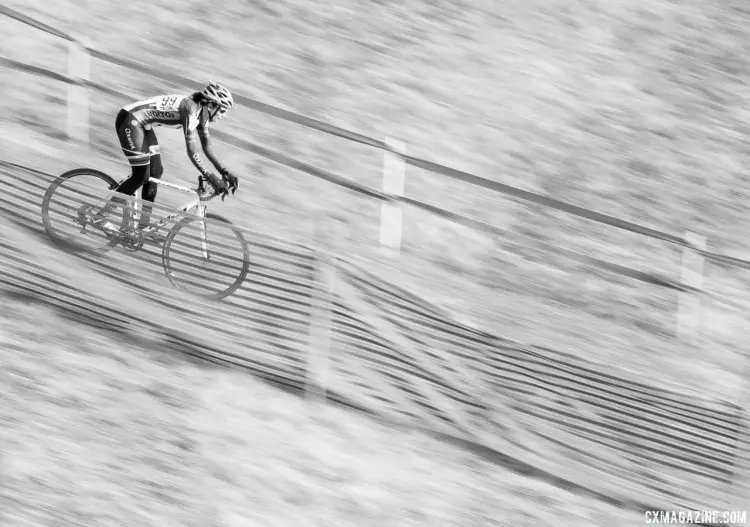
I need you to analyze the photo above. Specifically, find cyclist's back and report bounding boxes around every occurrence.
[121,94,200,131]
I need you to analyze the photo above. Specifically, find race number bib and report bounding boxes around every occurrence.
[153,95,183,112]
[136,94,183,122]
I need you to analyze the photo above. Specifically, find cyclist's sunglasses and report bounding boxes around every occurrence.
[209,104,228,120]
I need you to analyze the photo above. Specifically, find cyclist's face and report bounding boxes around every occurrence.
[207,102,228,122]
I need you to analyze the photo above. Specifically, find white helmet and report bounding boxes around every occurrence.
[201,81,234,111]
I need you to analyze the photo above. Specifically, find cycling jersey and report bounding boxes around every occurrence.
[119,95,225,178]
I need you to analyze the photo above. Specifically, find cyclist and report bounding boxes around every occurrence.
[101,81,239,231]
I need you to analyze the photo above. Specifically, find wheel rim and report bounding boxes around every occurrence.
[42,171,124,253]
[162,214,249,299]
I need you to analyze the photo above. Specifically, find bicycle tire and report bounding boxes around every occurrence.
[41,168,123,253]
[161,212,250,300]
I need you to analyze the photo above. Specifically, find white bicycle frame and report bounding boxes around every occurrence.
[108,176,217,257]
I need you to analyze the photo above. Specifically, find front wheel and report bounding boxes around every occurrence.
[41,168,125,253]
[161,212,250,300]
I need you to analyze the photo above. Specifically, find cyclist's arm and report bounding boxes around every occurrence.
[197,125,227,174]
[183,117,214,178]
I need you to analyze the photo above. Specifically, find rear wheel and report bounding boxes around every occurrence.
[41,168,129,253]
[161,212,249,300]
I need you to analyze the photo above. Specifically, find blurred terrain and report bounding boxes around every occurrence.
[0,0,749,524]
[0,221,644,525]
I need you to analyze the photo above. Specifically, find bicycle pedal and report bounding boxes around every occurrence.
[138,227,165,245]
[96,221,120,239]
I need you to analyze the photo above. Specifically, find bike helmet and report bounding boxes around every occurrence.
[201,81,234,111]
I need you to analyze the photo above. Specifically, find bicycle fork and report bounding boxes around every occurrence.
[196,203,211,261]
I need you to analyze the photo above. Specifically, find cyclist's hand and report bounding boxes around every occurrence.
[206,173,228,198]
[220,168,238,196]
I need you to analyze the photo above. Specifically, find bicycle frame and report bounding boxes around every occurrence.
[109,176,219,257]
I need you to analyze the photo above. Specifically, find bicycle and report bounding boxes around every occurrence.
[41,168,250,300]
